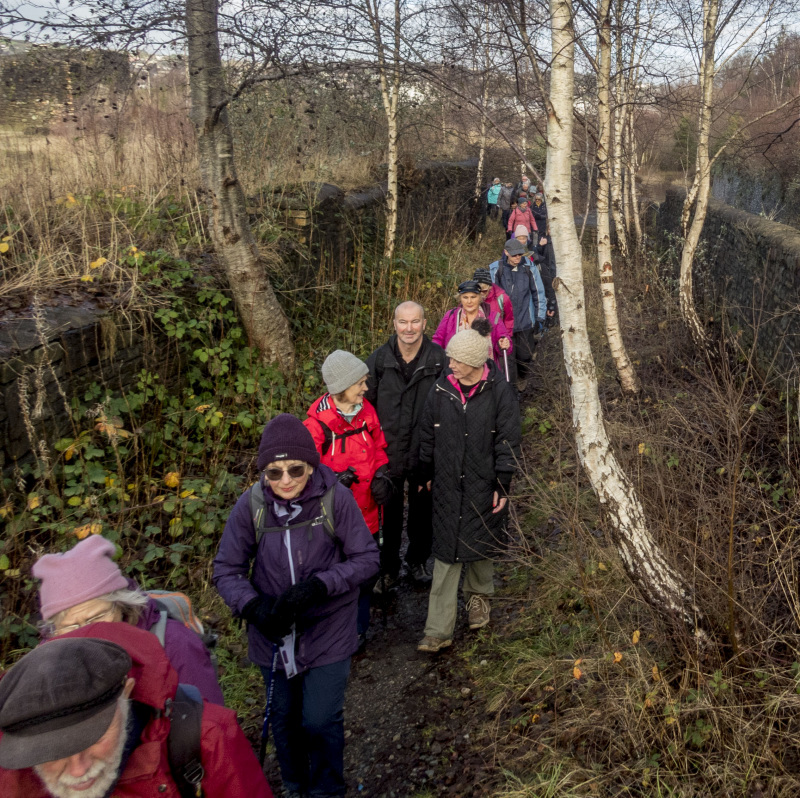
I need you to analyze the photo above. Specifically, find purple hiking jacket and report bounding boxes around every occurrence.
[432,306,513,364]
[135,596,225,705]
[213,465,379,672]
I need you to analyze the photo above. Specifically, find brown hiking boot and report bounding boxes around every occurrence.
[417,635,452,653]
[466,594,491,630]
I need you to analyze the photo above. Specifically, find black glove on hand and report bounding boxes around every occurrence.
[370,465,393,506]
[272,577,328,625]
[336,467,360,489]
[496,472,513,498]
[241,596,292,644]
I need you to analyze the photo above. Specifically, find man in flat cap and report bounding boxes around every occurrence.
[0,623,273,798]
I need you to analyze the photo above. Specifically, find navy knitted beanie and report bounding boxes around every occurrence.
[257,413,320,470]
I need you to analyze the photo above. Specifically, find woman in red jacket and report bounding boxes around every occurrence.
[304,350,391,648]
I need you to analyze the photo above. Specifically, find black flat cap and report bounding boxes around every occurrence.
[0,637,131,769]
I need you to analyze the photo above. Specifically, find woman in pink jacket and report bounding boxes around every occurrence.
[506,195,538,240]
[432,280,512,367]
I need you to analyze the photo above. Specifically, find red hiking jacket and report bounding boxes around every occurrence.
[304,395,389,533]
[0,623,273,798]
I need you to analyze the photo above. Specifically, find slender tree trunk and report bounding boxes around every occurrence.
[547,0,705,638]
[474,75,490,198]
[626,109,643,248]
[609,0,629,260]
[679,0,718,346]
[366,0,401,261]
[185,0,295,369]
[596,0,640,395]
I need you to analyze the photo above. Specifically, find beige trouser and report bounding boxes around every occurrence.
[423,558,494,639]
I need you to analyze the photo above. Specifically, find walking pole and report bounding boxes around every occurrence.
[503,349,510,382]
[259,644,279,766]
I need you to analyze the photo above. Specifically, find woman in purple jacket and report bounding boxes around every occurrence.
[32,534,224,705]
[213,413,380,798]
[432,280,512,366]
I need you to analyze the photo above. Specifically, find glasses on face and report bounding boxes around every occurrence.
[265,464,307,481]
[478,286,490,294]
[47,606,117,637]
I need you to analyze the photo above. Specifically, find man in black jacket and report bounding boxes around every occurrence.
[366,301,447,586]
[416,327,521,653]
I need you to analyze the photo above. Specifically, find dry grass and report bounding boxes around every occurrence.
[468,250,800,796]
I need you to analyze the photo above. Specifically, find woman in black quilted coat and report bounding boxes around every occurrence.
[415,324,521,652]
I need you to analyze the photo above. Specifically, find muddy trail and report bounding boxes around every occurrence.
[259,562,529,798]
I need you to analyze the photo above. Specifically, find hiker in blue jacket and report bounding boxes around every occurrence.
[488,238,547,392]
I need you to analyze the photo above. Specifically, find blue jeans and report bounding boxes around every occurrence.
[261,658,351,798]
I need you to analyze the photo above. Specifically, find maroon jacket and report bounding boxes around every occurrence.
[0,623,273,798]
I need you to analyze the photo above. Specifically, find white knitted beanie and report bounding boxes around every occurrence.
[321,350,369,395]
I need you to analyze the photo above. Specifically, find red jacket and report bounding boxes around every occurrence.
[0,623,273,798]
[506,207,539,234]
[304,395,389,534]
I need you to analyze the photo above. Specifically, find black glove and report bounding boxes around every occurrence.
[335,467,360,489]
[496,472,513,498]
[545,313,557,329]
[241,596,292,644]
[370,465,393,506]
[414,460,434,487]
[272,577,328,625]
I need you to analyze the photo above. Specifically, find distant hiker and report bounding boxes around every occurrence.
[512,175,532,204]
[0,628,272,798]
[304,351,391,647]
[489,238,547,392]
[514,223,531,249]
[214,413,379,798]
[497,182,514,231]
[531,192,558,324]
[486,178,502,219]
[507,195,538,241]
[472,268,514,341]
[366,302,447,587]
[416,327,521,653]
[432,280,512,366]
[33,534,224,705]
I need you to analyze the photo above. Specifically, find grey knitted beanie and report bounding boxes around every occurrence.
[321,350,369,396]
[445,329,490,368]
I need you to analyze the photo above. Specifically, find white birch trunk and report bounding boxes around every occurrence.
[366,0,401,261]
[186,0,295,369]
[547,0,705,637]
[609,0,629,260]
[596,0,640,395]
[679,0,717,346]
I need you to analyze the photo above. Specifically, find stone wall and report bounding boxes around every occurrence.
[656,188,800,374]
[0,306,178,476]
[2,159,479,474]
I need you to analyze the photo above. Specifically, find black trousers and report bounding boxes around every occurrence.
[381,473,433,577]
[507,328,537,383]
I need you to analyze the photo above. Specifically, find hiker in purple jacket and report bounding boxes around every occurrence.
[31,535,225,705]
[213,413,379,798]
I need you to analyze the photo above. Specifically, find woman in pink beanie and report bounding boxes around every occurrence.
[32,535,224,705]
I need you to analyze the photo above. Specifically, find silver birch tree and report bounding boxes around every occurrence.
[547,0,706,636]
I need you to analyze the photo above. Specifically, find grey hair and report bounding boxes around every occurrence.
[46,588,149,627]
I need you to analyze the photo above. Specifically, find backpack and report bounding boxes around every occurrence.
[168,683,205,798]
[249,480,338,544]
[146,590,219,666]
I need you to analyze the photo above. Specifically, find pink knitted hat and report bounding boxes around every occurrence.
[32,536,128,620]
[514,224,529,239]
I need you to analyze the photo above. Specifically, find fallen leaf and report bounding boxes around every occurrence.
[0,242,9,254]
[632,630,641,645]
[164,472,181,489]
[90,257,107,269]
[573,666,583,679]
[27,494,41,511]
[80,274,94,282]
[613,651,623,663]
[598,562,607,571]
[638,442,646,454]
[652,665,661,682]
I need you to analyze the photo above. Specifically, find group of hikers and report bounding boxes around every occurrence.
[0,206,557,798]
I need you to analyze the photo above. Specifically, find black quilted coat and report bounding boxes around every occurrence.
[418,360,521,563]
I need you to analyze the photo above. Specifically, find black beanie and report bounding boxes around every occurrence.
[257,413,320,470]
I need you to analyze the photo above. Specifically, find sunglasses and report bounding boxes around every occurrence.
[265,464,308,481]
